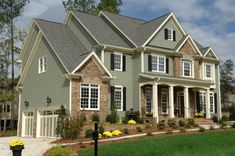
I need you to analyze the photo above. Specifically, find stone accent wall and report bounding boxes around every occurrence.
[71,58,109,122]
[173,56,181,77]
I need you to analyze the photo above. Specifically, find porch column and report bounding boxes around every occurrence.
[184,87,189,118]
[169,85,174,118]
[206,89,211,119]
[152,82,159,123]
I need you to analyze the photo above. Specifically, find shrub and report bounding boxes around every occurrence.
[167,118,177,127]
[48,146,74,156]
[80,112,87,122]
[172,124,179,129]
[199,127,206,132]
[212,115,218,123]
[98,126,105,134]
[106,109,119,124]
[112,130,122,136]
[85,129,93,138]
[67,116,84,139]
[122,117,128,124]
[187,118,195,126]
[136,127,142,132]
[232,122,235,128]
[178,120,186,127]
[179,127,185,133]
[184,123,191,128]
[137,117,144,124]
[221,115,229,122]
[103,131,113,137]
[229,105,235,120]
[219,115,229,129]
[92,113,100,122]
[157,120,165,130]
[145,124,151,129]
[209,126,215,130]
[123,128,129,134]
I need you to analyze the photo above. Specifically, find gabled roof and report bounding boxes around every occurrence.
[71,11,131,48]
[34,19,90,72]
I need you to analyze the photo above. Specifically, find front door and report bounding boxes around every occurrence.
[177,92,184,117]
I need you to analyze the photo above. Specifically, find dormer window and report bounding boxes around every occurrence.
[165,28,176,41]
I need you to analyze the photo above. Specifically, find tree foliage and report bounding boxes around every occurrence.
[220,59,234,106]
[96,0,122,14]
[63,0,95,13]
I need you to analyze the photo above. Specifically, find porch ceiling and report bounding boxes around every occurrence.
[139,73,214,89]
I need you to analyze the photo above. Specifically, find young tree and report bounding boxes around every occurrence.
[0,0,29,129]
[63,0,96,13]
[96,0,123,14]
[220,59,234,109]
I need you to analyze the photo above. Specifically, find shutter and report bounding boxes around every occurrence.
[164,28,168,40]
[148,55,152,71]
[110,86,115,110]
[166,57,169,74]
[122,55,126,71]
[214,93,217,113]
[111,54,114,70]
[196,92,200,113]
[123,87,126,111]
[173,30,176,41]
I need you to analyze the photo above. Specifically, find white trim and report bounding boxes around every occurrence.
[38,56,47,74]
[17,31,43,88]
[99,11,137,47]
[71,51,113,78]
[70,11,100,44]
[204,63,215,81]
[143,13,186,46]
[141,51,144,72]
[19,22,36,60]
[113,52,123,71]
[36,111,40,138]
[176,35,203,56]
[101,49,105,63]
[21,112,25,137]
[69,80,72,114]
[64,11,72,25]
[167,29,174,41]
[209,92,215,113]
[204,47,219,60]
[80,83,100,111]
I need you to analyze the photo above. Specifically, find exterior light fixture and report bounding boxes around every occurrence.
[24,101,29,107]
[46,97,51,105]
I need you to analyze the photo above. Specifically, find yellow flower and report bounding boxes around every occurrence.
[128,119,136,125]
[103,131,113,137]
[99,133,102,139]
[116,120,123,125]
[112,130,122,136]
[9,139,24,148]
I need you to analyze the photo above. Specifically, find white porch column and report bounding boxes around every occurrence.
[152,82,159,123]
[169,85,174,118]
[206,89,211,119]
[184,87,189,118]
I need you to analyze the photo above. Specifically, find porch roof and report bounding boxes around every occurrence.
[139,73,214,89]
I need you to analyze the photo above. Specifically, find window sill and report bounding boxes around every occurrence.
[80,108,100,111]
[114,69,123,72]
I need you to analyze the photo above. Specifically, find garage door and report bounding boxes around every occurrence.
[24,112,34,137]
[39,110,59,138]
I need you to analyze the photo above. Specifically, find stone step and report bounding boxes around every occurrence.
[195,118,215,125]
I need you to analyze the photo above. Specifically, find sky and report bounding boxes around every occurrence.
[16,0,235,73]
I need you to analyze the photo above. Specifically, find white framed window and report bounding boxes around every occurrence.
[152,55,166,73]
[38,56,47,73]
[181,58,193,77]
[145,88,152,113]
[161,89,168,114]
[204,63,215,81]
[114,86,123,111]
[114,53,122,71]
[210,92,214,113]
[167,29,173,41]
[80,83,100,110]
[199,92,206,113]
[1,104,10,113]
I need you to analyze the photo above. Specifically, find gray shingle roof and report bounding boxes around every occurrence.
[34,19,90,72]
[101,11,171,46]
[194,40,210,55]
[72,11,131,48]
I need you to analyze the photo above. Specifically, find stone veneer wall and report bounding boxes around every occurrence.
[71,58,109,122]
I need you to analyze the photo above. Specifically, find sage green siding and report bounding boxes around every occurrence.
[67,17,96,51]
[21,37,69,112]
[144,53,173,76]
[104,51,133,117]
[148,18,183,49]
[22,26,39,70]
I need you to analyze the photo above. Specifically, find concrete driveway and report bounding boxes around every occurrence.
[0,137,56,156]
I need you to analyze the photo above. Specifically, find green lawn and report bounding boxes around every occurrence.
[79,130,235,156]
[0,130,17,137]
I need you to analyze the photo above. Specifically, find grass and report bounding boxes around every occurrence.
[0,130,17,137]
[79,130,235,156]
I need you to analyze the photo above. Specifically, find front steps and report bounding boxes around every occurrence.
[195,118,216,125]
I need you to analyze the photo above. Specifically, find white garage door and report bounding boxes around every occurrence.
[24,112,34,137]
[39,110,59,138]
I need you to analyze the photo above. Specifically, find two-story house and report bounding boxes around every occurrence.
[17,11,222,138]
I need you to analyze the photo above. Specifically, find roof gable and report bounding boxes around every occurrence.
[204,48,219,60]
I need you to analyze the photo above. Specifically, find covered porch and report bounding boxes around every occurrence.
[139,74,217,123]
